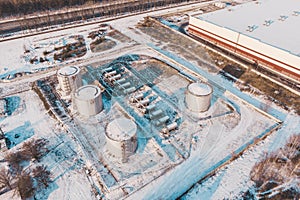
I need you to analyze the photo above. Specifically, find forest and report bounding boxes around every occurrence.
[0,0,98,17]
[0,0,194,18]
[0,0,196,35]
[244,134,300,199]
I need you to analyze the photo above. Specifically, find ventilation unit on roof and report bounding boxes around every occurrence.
[263,20,274,26]
[246,25,258,32]
[293,11,300,16]
[279,15,288,21]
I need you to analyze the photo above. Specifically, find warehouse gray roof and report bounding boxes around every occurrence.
[198,0,300,56]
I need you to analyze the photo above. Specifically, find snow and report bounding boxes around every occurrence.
[0,23,133,81]
[5,121,34,149]
[0,39,26,73]
[119,56,280,199]
[106,118,137,141]
[57,66,79,76]
[0,90,94,199]
[0,189,20,200]
[75,85,100,100]
[188,82,212,96]
[182,112,300,199]
[47,167,93,200]
[149,43,286,121]
[199,0,300,56]
[2,96,21,116]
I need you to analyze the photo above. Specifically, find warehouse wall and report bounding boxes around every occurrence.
[188,16,300,81]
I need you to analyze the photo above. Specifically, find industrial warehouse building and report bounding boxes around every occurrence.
[188,0,300,82]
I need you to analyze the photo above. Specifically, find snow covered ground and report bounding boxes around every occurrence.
[0,90,94,199]
[0,23,137,81]
[126,88,281,199]
[182,112,299,199]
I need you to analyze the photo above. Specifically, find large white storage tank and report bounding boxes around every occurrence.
[57,66,82,98]
[74,85,102,117]
[185,82,213,112]
[105,117,137,161]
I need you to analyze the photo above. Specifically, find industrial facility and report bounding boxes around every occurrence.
[188,0,300,82]
[1,0,296,199]
[58,54,272,199]
[56,66,82,99]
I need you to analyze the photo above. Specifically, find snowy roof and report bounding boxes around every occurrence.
[199,0,300,56]
[57,66,80,76]
[188,82,212,96]
[106,118,137,141]
[75,85,100,100]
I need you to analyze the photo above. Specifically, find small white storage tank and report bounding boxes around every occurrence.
[105,118,137,160]
[74,85,102,117]
[185,82,213,112]
[57,66,82,98]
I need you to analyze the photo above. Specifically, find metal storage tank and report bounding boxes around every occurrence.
[185,82,213,112]
[74,85,102,117]
[105,117,137,161]
[57,66,82,98]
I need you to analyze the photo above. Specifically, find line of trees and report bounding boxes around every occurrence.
[243,134,300,199]
[1,0,196,19]
[1,0,198,34]
[0,0,96,17]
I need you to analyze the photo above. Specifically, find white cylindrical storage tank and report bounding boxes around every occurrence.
[57,66,82,97]
[185,82,213,112]
[74,85,102,117]
[105,118,137,159]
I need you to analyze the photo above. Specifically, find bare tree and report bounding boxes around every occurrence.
[22,138,49,162]
[249,134,300,199]
[15,172,34,200]
[5,151,31,174]
[0,167,14,191]
[32,165,52,188]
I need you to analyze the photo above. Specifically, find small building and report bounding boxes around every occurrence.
[74,85,102,117]
[105,117,138,162]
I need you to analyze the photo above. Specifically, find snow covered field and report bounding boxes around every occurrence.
[0,22,136,81]
[0,90,94,199]
[183,111,299,199]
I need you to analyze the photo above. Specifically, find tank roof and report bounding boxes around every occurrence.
[58,66,80,76]
[75,85,100,100]
[106,118,137,141]
[188,82,212,96]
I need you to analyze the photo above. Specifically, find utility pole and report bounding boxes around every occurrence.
[0,126,6,150]
[0,127,4,140]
